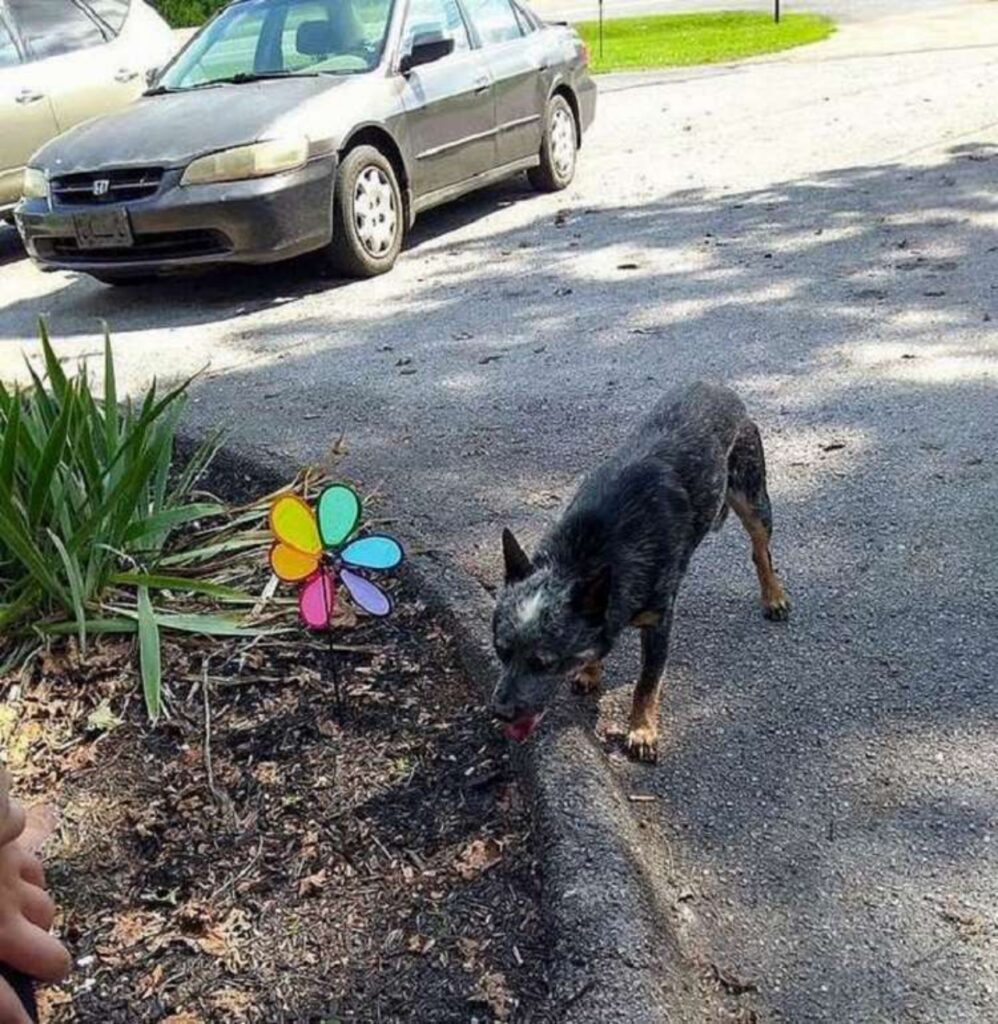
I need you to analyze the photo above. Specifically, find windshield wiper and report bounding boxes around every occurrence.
[203,70,320,85]
[148,70,322,94]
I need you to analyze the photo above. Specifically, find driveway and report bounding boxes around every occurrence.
[1,5,997,1021]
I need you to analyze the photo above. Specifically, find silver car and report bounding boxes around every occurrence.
[16,0,595,283]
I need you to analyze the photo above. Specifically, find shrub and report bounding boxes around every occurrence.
[153,0,228,28]
[0,324,257,719]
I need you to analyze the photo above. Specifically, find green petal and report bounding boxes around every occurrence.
[317,484,360,548]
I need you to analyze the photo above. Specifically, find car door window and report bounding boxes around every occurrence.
[280,0,392,73]
[511,1,535,34]
[464,0,522,45]
[402,0,470,55]
[0,20,20,68]
[8,0,106,61]
[82,0,132,36]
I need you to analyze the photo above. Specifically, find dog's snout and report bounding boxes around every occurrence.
[491,677,519,721]
[491,695,517,722]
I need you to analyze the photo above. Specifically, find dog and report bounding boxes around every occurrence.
[491,381,790,762]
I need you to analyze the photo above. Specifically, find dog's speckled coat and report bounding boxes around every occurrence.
[492,381,789,760]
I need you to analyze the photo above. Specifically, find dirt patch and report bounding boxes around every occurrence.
[2,586,548,1022]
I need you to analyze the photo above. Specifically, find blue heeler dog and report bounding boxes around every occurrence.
[491,382,790,762]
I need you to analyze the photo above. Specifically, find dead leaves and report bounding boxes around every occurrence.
[296,868,328,897]
[85,699,123,733]
[472,968,513,1020]
[97,904,252,974]
[454,837,503,880]
[407,932,437,955]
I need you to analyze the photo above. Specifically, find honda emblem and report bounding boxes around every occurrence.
[92,179,110,197]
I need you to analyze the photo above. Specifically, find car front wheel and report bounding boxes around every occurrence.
[325,144,403,278]
[528,93,578,193]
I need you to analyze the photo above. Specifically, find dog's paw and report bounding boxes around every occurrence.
[763,590,791,621]
[625,723,659,763]
[572,661,602,696]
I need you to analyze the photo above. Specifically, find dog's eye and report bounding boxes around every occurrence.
[527,655,552,674]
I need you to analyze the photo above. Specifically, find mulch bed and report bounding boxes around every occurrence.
[1,590,549,1022]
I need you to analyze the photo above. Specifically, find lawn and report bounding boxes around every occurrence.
[576,11,834,73]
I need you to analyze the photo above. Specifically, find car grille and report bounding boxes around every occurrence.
[47,230,230,263]
[50,167,165,206]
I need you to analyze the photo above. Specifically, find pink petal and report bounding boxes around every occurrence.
[299,571,336,630]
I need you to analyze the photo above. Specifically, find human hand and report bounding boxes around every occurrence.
[0,771,70,1024]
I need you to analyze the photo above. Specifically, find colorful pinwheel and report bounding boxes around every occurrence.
[268,484,403,629]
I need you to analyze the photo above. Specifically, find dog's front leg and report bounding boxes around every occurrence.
[571,659,603,695]
[627,613,673,763]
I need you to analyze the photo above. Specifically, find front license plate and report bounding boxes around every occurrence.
[73,209,133,249]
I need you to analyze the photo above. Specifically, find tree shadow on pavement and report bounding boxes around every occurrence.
[0,179,534,339]
[176,141,997,1023]
[6,139,997,1022]
[0,225,25,268]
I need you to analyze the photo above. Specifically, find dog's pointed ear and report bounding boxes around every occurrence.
[575,565,612,622]
[501,528,533,584]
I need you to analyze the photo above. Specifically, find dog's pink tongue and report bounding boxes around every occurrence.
[504,712,541,743]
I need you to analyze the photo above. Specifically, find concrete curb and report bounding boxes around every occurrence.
[192,435,717,1022]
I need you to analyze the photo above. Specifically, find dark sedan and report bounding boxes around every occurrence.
[15,0,595,283]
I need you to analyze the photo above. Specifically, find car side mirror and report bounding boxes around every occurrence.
[145,66,160,88]
[400,32,455,73]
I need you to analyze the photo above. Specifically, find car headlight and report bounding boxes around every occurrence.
[22,167,48,201]
[180,137,309,186]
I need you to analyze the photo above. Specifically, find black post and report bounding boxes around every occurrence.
[327,630,343,717]
[774,0,780,23]
[598,0,604,60]
[320,570,343,717]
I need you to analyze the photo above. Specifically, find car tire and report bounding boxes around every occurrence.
[528,93,578,193]
[325,145,403,278]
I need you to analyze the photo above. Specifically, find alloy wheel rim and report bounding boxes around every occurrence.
[354,166,397,257]
[550,107,576,179]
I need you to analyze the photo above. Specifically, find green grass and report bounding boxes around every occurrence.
[577,11,834,73]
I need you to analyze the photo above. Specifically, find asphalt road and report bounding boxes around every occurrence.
[1,4,996,1021]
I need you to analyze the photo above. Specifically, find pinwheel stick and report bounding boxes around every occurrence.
[327,628,343,717]
[323,583,344,718]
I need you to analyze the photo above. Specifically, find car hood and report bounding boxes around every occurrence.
[34,76,351,175]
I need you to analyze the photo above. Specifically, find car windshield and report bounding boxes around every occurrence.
[158,0,394,90]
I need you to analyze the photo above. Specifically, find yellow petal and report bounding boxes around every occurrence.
[270,542,319,582]
[269,495,321,555]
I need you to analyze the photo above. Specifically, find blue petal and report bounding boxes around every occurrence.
[340,534,403,570]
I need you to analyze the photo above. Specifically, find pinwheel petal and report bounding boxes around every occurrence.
[270,542,320,582]
[341,569,391,617]
[299,570,336,630]
[270,494,321,555]
[317,484,361,548]
[340,534,404,571]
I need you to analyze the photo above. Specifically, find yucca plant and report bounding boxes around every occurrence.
[0,323,266,720]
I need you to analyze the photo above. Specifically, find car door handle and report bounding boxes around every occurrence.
[115,69,140,83]
[473,76,490,94]
[15,90,45,104]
